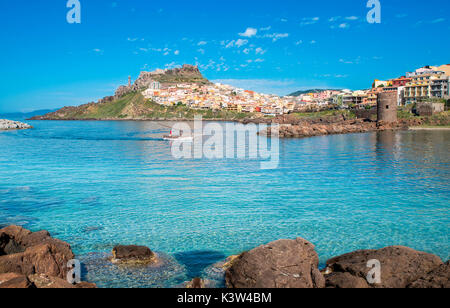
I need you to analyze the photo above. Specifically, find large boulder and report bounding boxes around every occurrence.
[225,238,325,288]
[407,261,450,288]
[0,243,73,278]
[0,273,35,289]
[0,226,74,279]
[324,246,443,288]
[112,245,156,264]
[28,274,76,289]
[0,225,95,288]
[27,274,97,289]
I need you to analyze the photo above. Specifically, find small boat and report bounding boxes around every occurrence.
[163,130,193,142]
[163,135,193,142]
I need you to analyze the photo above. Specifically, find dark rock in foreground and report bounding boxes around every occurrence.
[0,225,95,288]
[112,245,156,264]
[0,273,35,288]
[225,238,325,288]
[0,225,73,278]
[186,277,206,288]
[407,261,450,289]
[324,246,444,288]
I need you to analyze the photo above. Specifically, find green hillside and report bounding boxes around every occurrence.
[31,92,251,120]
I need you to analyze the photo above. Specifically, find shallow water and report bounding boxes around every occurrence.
[0,120,449,287]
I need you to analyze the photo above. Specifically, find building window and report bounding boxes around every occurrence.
[386,105,389,110]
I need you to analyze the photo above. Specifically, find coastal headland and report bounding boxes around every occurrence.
[1,225,448,288]
[28,64,450,139]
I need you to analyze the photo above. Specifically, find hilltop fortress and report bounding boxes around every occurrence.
[114,64,209,99]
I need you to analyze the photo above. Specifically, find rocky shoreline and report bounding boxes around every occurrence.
[1,225,448,288]
[0,119,32,130]
[255,114,427,138]
[0,226,95,288]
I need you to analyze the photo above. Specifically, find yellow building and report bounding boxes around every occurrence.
[404,73,444,104]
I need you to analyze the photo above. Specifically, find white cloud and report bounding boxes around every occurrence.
[225,40,235,48]
[261,33,289,42]
[338,23,349,29]
[165,62,178,69]
[295,40,303,45]
[345,16,359,20]
[339,56,361,64]
[197,49,205,55]
[431,18,445,23]
[235,39,249,48]
[255,47,266,55]
[198,41,207,46]
[300,17,320,26]
[339,59,352,64]
[239,27,258,38]
[260,26,272,31]
[174,50,180,55]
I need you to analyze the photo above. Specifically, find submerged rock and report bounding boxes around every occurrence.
[324,246,443,288]
[0,119,32,130]
[112,245,156,264]
[81,251,185,288]
[225,238,325,288]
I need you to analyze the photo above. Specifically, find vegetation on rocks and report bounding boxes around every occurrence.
[31,92,251,121]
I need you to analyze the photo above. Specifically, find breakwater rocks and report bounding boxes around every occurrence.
[0,119,32,130]
[258,117,423,138]
[0,226,96,288]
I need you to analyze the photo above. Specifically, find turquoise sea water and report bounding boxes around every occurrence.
[0,120,449,288]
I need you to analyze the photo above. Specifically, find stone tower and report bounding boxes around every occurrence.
[128,76,131,87]
[377,92,398,123]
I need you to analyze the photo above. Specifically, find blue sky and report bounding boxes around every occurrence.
[0,0,449,112]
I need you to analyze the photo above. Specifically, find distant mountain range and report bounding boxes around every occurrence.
[0,109,58,119]
[287,89,341,97]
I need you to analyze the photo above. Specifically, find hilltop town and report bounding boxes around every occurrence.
[139,64,450,114]
[31,63,450,121]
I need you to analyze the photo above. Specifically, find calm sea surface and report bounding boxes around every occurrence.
[0,120,449,287]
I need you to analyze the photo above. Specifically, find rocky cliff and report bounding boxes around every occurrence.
[30,64,210,121]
